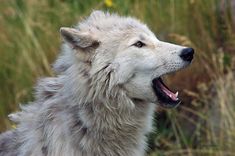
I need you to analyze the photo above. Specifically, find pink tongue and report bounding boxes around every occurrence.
[159,83,178,101]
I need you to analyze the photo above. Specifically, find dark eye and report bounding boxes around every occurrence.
[133,41,145,48]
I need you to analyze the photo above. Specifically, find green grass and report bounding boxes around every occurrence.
[1,0,235,155]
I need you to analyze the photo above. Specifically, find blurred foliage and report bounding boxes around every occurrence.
[0,0,235,155]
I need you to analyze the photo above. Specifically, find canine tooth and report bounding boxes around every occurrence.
[170,94,172,98]
[175,91,178,97]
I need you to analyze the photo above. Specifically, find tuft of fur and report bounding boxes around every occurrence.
[0,11,156,156]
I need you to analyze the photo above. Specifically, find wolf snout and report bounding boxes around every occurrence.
[180,48,194,62]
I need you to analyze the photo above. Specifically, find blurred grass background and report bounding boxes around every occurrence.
[0,0,235,155]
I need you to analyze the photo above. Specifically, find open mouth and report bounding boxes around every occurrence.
[152,77,180,108]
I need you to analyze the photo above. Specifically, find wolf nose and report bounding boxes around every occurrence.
[180,48,194,62]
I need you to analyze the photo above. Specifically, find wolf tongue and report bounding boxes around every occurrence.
[159,83,178,101]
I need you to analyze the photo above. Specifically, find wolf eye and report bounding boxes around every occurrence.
[133,41,145,48]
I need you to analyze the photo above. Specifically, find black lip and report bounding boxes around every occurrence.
[152,77,181,108]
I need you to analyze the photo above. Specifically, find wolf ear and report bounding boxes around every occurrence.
[60,27,99,49]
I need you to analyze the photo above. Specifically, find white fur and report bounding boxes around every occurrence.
[0,11,190,156]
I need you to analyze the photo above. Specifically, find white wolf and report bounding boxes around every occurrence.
[0,11,194,156]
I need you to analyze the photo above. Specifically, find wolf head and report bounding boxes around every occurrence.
[58,11,194,108]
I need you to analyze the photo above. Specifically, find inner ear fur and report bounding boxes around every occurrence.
[60,27,99,49]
